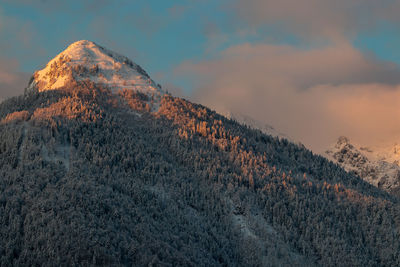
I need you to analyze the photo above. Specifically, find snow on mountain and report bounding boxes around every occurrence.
[27,40,163,98]
[325,136,400,192]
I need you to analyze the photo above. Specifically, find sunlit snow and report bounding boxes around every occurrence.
[28,40,163,97]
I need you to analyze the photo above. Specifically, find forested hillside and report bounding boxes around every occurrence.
[0,83,399,266]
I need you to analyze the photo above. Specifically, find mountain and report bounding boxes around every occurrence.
[27,40,162,96]
[325,136,400,195]
[1,41,400,266]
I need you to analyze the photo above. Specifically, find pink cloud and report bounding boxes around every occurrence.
[175,42,400,152]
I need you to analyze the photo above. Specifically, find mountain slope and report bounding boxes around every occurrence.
[0,41,400,266]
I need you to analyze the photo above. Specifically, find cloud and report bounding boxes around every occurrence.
[0,58,30,102]
[175,42,400,152]
[228,0,400,41]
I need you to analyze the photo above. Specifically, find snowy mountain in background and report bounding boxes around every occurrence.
[325,136,400,193]
[27,40,163,98]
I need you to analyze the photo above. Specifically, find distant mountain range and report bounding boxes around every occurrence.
[0,40,399,266]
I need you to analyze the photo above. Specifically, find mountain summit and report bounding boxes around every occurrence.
[27,40,163,97]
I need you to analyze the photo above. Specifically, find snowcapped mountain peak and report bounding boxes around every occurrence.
[27,40,163,97]
[325,136,400,192]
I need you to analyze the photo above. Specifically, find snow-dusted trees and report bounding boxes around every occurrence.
[0,87,399,266]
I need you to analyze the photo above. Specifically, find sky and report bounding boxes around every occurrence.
[2,0,400,152]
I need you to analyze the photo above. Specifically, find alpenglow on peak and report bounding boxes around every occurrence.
[27,40,163,96]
